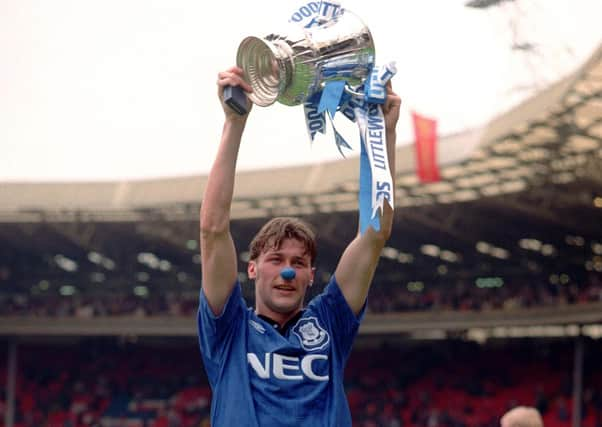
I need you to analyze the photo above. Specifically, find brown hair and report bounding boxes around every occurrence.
[249,217,316,265]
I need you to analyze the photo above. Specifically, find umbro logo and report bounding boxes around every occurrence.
[249,319,266,334]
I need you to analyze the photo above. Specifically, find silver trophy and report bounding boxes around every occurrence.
[236,9,375,107]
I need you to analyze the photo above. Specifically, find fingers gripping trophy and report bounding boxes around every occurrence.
[226,0,397,233]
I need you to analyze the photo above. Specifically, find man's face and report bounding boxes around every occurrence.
[248,238,314,322]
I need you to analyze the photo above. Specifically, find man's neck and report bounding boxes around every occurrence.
[255,309,304,334]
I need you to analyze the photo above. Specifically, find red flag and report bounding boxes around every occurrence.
[412,112,440,183]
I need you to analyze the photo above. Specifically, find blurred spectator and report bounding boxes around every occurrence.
[500,406,543,427]
[1,274,602,317]
[3,339,602,427]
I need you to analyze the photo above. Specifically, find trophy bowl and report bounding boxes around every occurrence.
[236,9,375,107]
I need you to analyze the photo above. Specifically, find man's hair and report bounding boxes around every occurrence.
[501,406,544,427]
[249,217,316,265]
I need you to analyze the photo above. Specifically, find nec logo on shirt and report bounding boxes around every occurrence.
[247,353,329,382]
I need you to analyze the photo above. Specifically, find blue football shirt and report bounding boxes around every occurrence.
[197,276,365,427]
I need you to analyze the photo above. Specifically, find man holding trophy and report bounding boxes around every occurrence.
[198,4,401,426]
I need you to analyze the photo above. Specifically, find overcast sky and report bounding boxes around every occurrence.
[1,0,601,182]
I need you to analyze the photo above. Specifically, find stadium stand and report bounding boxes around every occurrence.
[1,44,602,310]
[0,272,601,317]
[1,338,602,427]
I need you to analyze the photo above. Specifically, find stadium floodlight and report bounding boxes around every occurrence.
[88,251,116,270]
[420,244,441,257]
[397,252,414,264]
[54,254,78,273]
[88,251,103,264]
[476,242,510,260]
[490,248,510,260]
[133,286,149,297]
[465,0,513,8]
[475,277,504,288]
[565,235,585,247]
[101,258,116,271]
[440,250,460,263]
[541,244,556,257]
[158,260,171,272]
[476,241,492,254]
[381,247,399,260]
[136,272,150,282]
[519,238,542,251]
[59,285,76,296]
[137,252,160,269]
[407,281,425,292]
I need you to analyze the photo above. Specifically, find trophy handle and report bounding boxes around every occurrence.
[319,81,365,99]
[343,85,365,99]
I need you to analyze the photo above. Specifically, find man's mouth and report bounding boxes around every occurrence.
[274,284,295,292]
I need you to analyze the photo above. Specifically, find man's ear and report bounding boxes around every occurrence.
[309,267,316,287]
[248,261,257,280]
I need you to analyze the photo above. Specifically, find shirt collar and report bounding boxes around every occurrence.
[257,310,304,335]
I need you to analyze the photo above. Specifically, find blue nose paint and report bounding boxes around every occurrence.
[280,267,296,280]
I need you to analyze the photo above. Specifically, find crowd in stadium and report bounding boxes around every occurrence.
[0,272,601,318]
[1,339,602,427]
[367,273,602,313]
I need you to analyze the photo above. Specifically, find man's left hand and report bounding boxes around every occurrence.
[383,81,401,132]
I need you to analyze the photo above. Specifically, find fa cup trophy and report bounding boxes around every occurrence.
[225,7,375,114]
[226,3,395,234]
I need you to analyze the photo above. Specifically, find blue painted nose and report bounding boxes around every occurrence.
[280,267,296,280]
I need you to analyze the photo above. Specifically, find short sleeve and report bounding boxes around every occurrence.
[197,283,245,373]
[307,275,366,358]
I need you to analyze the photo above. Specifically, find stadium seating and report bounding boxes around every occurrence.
[1,338,601,427]
[1,272,601,317]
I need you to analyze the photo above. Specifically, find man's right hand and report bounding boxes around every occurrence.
[217,67,253,119]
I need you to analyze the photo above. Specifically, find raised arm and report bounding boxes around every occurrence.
[200,67,253,316]
[334,82,401,315]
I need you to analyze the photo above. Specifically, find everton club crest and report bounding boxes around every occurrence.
[293,317,330,351]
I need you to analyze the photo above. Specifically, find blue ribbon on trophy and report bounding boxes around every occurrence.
[303,61,396,234]
[235,0,395,233]
[288,0,344,27]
